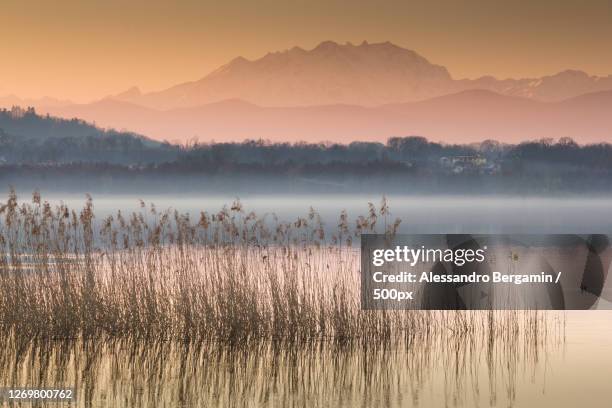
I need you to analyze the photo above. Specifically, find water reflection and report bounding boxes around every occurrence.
[0,313,564,408]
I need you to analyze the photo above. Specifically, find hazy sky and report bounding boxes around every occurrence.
[1,0,611,102]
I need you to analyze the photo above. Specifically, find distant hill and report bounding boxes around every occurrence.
[44,90,612,144]
[110,41,612,108]
[0,107,177,164]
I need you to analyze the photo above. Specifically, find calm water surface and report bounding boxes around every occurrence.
[1,312,611,407]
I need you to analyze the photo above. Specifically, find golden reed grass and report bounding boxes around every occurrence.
[0,189,556,344]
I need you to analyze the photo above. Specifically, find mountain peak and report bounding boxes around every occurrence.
[309,40,412,54]
[229,56,249,65]
[313,40,341,51]
[115,86,142,99]
[554,69,589,78]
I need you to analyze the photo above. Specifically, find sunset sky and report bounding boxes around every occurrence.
[1,0,611,102]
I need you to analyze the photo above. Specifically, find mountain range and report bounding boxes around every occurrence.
[3,41,612,144]
[109,41,612,108]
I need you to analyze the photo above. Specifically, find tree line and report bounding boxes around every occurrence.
[2,107,612,173]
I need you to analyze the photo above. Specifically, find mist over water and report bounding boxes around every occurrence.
[32,192,612,234]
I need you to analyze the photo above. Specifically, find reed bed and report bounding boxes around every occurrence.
[0,190,558,344]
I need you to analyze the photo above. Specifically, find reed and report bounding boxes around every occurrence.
[0,190,555,344]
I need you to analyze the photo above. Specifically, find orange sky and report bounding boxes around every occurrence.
[1,0,611,102]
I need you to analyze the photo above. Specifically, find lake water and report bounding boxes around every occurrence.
[1,312,611,407]
[2,192,612,407]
